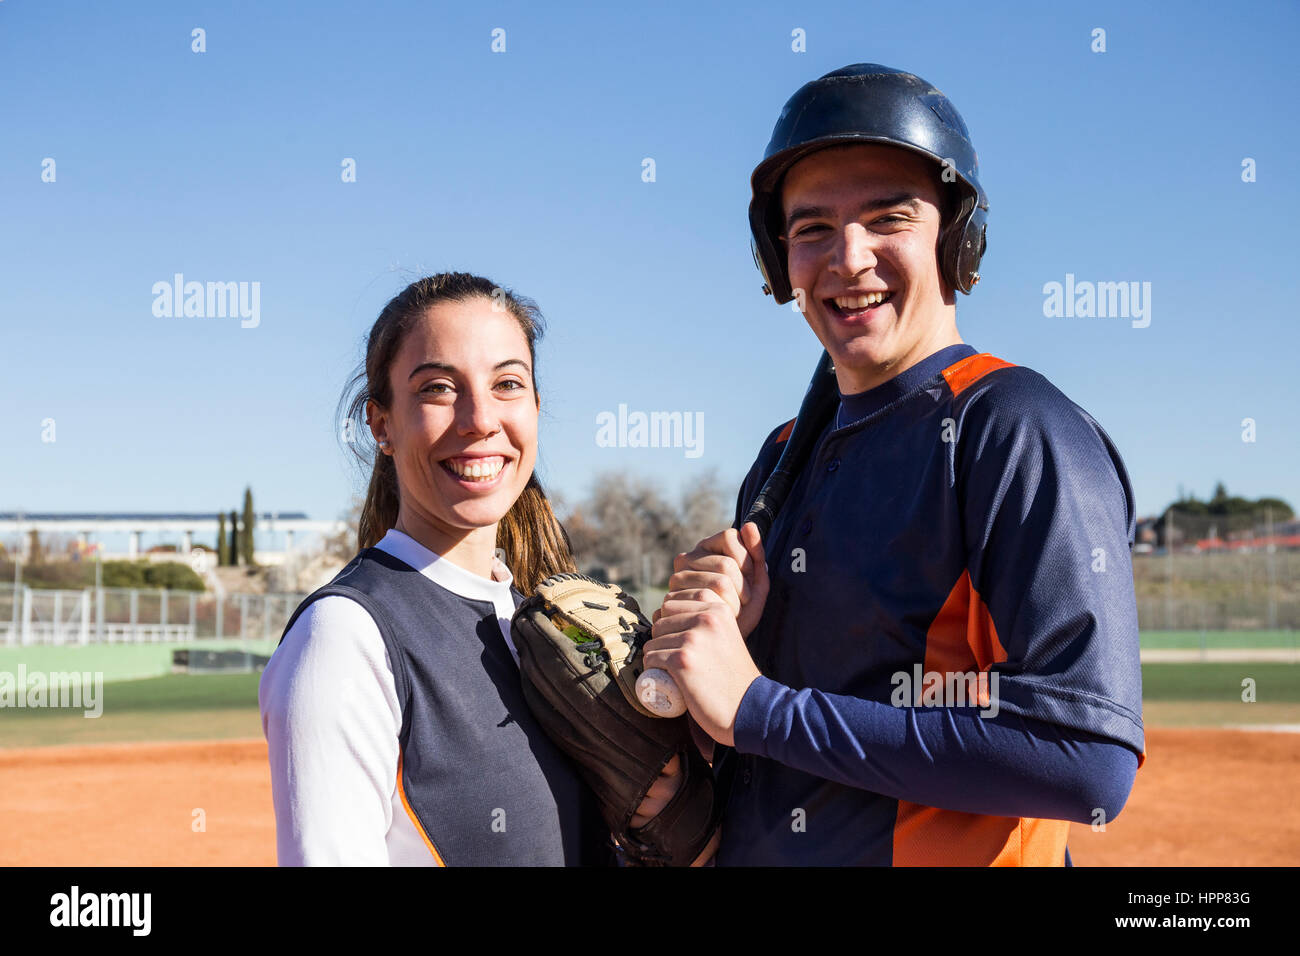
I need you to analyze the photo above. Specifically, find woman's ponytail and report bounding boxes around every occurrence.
[357,452,400,552]
[496,473,577,594]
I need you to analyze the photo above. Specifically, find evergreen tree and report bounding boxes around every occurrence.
[1160,484,1295,537]
[217,512,228,566]
[242,487,256,567]
[228,510,239,566]
[1255,497,1295,520]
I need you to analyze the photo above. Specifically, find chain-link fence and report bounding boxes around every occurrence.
[1136,595,1300,633]
[4,549,1293,653]
[1133,549,1299,638]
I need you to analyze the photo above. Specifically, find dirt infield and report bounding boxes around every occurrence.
[0,739,276,866]
[1067,727,1300,866]
[2,727,1296,866]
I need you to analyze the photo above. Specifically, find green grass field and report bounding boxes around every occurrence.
[0,640,278,683]
[1142,661,1300,700]
[0,629,1290,687]
[1139,660,1300,726]
[1,672,264,748]
[1139,630,1296,649]
[2,661,1295,749]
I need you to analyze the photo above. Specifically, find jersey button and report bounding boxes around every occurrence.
[742,767,752,785]
[799,518,812,535]
[826,457,840,473]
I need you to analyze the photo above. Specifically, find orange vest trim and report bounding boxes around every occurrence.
[396,752,446,866]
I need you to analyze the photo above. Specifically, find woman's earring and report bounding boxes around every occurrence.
[378,440,391,450]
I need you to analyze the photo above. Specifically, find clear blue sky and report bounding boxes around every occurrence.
[3,0,1297,538]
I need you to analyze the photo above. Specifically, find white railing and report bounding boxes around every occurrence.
[0,584,306,646]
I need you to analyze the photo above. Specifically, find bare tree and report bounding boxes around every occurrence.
[324,494,364,562]
[558,470,733,588]
[560,505,601,565]
[675,468,732,557]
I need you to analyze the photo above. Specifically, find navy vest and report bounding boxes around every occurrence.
[279,547,611,866]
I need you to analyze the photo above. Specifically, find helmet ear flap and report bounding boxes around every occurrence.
[751,196,794,303]
[750,236,776,299]
[940,194,987,295]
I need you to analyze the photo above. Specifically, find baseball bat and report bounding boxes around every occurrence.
[741,348,839,540]
[636,349,839,718]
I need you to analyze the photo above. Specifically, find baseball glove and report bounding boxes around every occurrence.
[511,572,720,866]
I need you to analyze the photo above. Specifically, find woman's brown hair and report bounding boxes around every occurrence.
[338,273,577,594]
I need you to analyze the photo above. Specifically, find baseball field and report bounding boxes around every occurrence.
[1,640,1296,866]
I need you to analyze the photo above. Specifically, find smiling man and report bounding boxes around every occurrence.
[644,64,1146,865]
[780,146,960,393]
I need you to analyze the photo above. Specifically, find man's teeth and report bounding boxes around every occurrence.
[833,292,890,310]
[444,458,505,481]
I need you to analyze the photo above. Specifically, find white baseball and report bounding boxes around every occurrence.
[636,667,686,718]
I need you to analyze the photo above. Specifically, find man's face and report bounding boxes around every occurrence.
[781,143,954,392]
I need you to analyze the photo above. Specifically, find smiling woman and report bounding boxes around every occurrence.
[257,273,642,866]
[343,274,572,593]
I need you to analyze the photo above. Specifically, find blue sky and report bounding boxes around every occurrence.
[2,0,1297,541]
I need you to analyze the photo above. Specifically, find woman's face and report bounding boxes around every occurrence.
[369,297,538,543]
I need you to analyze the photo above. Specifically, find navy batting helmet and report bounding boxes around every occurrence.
[750,63,988,303]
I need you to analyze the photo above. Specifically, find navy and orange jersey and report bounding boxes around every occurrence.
[714,343,1145,866]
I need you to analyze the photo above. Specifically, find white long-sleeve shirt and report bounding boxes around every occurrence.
[258,529,520,866]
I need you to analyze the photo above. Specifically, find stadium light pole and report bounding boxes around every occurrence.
[1165,509,1174,630]
[1266,505,1277,632]
[95,548,104,642]
[10,553,20,641]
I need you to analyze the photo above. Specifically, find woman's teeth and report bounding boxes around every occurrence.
[442,458,505,481]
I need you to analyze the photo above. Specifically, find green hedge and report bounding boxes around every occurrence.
[0,559,206,592]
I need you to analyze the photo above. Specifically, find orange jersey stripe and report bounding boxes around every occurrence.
[893,805,1070,867]
[923,569,1007,677]
[942,353,1015,397]
[892,571,1067,866]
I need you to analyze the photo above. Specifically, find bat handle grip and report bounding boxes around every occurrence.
[744,473,794,541]
[635,667,686,718]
